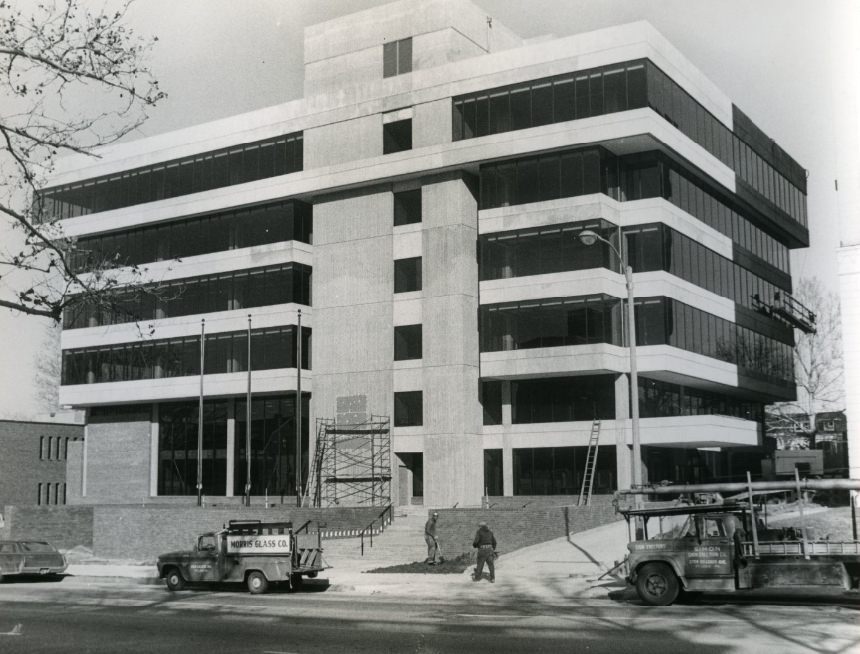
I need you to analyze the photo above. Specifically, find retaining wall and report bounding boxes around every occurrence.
[434,495,620,557]
[1,505,94,549]
[0,494,621,561]
[93,506,386,560]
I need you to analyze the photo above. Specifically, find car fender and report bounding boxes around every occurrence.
[629,555,688,588]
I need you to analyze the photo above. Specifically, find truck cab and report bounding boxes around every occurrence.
[157,520,328,594]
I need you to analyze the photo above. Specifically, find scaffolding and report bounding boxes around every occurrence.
[305,415,391,507]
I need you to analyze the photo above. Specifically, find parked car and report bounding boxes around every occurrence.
[0,540,67,581]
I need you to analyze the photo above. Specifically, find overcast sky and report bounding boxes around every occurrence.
[1,0,857,418]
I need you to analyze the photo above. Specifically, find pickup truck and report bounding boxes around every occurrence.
[157,520,328,594]
[620,502,860,605]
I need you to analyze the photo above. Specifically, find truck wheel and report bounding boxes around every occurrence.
[247,571,269,595]
[165,569,186,591]
[636,563,679,606]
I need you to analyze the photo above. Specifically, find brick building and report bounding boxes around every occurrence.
[0,417,84,510]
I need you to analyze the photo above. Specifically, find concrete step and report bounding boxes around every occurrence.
[321,509,434,564]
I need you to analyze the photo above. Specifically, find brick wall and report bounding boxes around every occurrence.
[85,420,151,503]
[66,440,85,504]
[0,419,84,508]
[1,505,93,549]
[434,495,620,557]
[93,506,387,560]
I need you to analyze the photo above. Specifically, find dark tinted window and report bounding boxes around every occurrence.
[383,119,412,154]
[394,391,423,426]
[394,324,422,360]
[69,199,312,273]
[512,375,615,423]
[39,133,303,219]
[393,189,422,226]
[394,257,422,293]
[61,326,311,385]
[383,38,412,78]
[481,381,503,426]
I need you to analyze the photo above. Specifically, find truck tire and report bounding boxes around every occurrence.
[247,571,269,595]
[636,562,679,606]
[164,569,186,592]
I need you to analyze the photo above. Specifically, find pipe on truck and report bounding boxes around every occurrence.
[615,478,860,495]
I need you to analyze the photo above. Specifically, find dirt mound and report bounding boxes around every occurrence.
[365,553,472,574]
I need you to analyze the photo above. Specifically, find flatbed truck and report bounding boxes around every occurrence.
[616,478,860,605]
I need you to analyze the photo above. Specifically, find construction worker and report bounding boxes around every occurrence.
[472,520,497,582]
[424,511,443,564]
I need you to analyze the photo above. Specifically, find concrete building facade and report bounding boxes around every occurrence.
[48,0,811,507]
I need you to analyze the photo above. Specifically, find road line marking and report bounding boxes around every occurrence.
[0,624,22,636]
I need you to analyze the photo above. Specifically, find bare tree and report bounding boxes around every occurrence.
[33,320,61,411]
[0,0,164,321]
[767,277,844,448]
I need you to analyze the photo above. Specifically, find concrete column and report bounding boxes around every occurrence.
[421,172,482,507]
[149,404,159,497]
[614,373,633,490]
[502,381,514,496]
[81,423,88,498]
[501,380,512,425]
[225,399,235,497]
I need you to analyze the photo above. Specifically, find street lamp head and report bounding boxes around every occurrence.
[578,229,600,247]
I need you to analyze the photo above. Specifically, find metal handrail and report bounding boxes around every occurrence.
[360,504,393,556]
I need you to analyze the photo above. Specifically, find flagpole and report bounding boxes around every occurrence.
[245,314,252,507]
[296,308,303,507]
[197,318,205,507]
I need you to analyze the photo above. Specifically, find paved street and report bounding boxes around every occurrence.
[0,578,857,653]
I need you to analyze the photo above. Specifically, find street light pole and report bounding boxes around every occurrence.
[578,230,642,492]
[624,263,642,491]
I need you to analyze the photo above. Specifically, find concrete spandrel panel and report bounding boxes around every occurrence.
[413,98,451,150]
[422,225,479,298]
[413,28,487,72]
[313,188,393,245]
[312,371,392,426]
[421,365,481,436]
[422,433,484,507]
[303,0,519,67]
[422,174,479,229]
[312,302,392,374]
[305,114,381,169]
[422,294,479,365]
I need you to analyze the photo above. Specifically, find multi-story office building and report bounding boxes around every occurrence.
[48,0,812,507]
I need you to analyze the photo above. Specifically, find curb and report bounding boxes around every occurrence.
[66,574,161,586]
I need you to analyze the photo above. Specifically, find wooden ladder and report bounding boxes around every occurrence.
[578,419,601,506]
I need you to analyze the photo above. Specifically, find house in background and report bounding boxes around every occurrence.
[764,409,848,477]
[814,411,849,476]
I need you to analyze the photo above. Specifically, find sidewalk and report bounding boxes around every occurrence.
[64,520,631,602]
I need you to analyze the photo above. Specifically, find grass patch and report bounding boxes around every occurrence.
[365,553,473,574]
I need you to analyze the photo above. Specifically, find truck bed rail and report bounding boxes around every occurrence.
[743,540,860,557]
